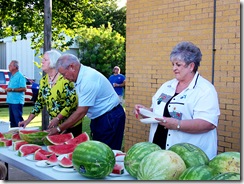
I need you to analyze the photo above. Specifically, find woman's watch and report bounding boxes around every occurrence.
[56,126,61,133]
[177,120,181,130]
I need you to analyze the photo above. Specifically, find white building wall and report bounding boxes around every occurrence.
[0,33,79,82]
[4,33,35,79]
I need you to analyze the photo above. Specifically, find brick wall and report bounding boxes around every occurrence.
[124,0,240,154]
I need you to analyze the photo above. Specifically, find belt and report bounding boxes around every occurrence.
[94,104,121,120]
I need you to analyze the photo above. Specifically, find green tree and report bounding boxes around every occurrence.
[0,0,126,53]
[76,24,125,78]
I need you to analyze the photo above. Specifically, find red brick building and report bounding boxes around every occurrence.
[124,0,240,154]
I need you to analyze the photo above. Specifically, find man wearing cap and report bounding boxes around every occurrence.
[108,66,126,105]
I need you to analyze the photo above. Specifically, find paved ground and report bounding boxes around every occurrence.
[3,163,39,181]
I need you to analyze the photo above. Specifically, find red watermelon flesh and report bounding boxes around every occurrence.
[112,163,124,174]
[65,132,89,145]
[11,133,21,141]
[13,140,28,151]
[18,144,42,156]
[35,149,53,156]
[46,154,58,165]
[45,133,74,145]
[59,157,73,168]
[0,133,4,139]
[34,151,48,161]
[0,138,12,147]
[47,144,77,156]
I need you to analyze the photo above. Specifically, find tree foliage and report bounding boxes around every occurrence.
[76,24,125,78]
[0,0,126,52]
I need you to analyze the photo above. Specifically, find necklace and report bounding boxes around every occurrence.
[48,72,58,86]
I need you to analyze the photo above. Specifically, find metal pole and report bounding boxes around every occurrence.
[211,0,217,85]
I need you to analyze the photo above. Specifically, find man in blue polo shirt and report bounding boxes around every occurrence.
[6,60,26,127]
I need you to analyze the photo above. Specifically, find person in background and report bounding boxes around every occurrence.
[108,66,126,105]
[134,41,220,159]
[5,60,26,127]
[47,54,126,151]
[19,50,83,137]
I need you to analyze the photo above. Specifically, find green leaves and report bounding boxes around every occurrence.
[76,24,125,77]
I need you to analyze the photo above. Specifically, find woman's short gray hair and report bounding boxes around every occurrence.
[45,50,61,68]
[170,41,202,72]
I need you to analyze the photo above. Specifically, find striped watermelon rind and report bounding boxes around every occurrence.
[124,142,161,178]
[168,142,209,168]
[137,150,186,180]
[0,138,12,147]
[208,152,240,175]
[210,172,240,180]
[178,165,215,180]
[19,130,48,145]
[72,140,115,179]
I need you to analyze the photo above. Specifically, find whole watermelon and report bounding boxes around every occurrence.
[72,140,115,179]
[208,152,240,175]
[137,150,186,180]
[168,142,209,168]
[124,142,161,178]
[178,165,215,180]
[210,172,240,180]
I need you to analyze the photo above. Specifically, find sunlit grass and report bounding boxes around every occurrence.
[0,104,125,151]
[0,105,91,136]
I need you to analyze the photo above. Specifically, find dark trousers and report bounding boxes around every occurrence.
[66,122,83,137]
[8,104,24,127]
[90,104,126,150]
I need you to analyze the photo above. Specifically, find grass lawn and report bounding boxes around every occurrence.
[0,105,91,136]
[0,105,124,151]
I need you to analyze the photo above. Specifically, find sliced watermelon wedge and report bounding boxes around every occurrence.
[43,132,74,145]
[13,140,28,151]
[34,149,53,160]
[65,132,89,145]
[112,163,124,174]
[11,133,21,141]
[59,157,73,168]
[18,144,42,157]
[47,144,77,156]
[46,154,58,165]
[0,138,12,147]
[34,151,48,161]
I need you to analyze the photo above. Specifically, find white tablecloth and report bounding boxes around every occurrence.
[0,147,136,180]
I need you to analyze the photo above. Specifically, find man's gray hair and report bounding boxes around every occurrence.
[11,60,19,69]
[56,54,80,70]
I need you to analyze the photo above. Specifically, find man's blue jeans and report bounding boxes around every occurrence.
[8,103,24,127]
